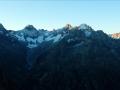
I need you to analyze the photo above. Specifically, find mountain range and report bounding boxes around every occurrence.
[0,23,120,90]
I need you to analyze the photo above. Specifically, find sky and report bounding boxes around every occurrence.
[0,0,120,34]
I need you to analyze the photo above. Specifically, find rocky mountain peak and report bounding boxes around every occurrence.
[78,24,92,30]
[24,25,37,31]
[0,23,6,31]
[64,24,72,30]
[0,23,7,34]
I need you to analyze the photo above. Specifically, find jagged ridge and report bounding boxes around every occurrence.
[8,24,94,48]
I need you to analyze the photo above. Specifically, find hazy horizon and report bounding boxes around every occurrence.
[0,0,120,34]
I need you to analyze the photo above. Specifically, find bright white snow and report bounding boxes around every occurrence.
[79,24,90,30]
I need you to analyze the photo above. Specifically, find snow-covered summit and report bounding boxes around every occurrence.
[10,25,39,38]
[20,25,39,38]
[78,24,93,37]
[78,24,92,30]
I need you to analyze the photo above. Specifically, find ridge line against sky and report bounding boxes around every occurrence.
[0,0,120,34]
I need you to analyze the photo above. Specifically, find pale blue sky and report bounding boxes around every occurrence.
[0,0,120,34]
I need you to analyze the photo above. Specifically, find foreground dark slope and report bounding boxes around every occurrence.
[0,25,27,90]
[0,24,120,90]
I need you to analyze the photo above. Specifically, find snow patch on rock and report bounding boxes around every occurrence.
[15,34,25,41]
[45,34,62,42]
[37,36,44,43]
[79,24,91,30]
[53,34,62,42]
[26,37,37,43]
[84,30,91,37]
